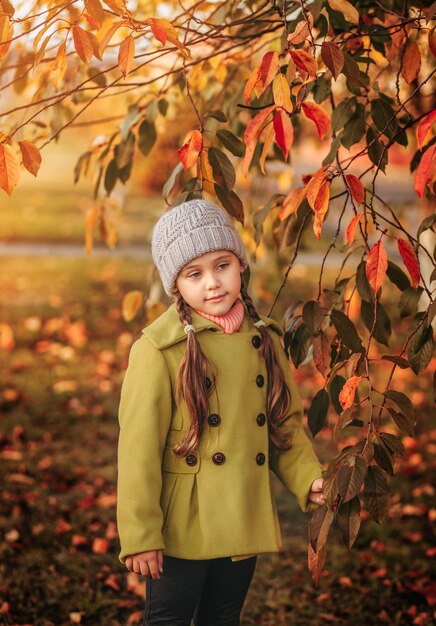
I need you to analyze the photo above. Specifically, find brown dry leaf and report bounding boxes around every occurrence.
[18,140,42,177]
[72,25,94,63]
[401,41,421,84]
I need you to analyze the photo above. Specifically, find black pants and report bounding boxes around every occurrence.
[143,555,257,626]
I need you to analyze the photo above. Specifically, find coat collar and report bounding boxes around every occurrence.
[142,300,283,349]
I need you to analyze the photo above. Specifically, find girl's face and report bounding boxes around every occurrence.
[175,250,243,315]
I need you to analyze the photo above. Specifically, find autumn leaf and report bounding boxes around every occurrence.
[146,18,190,58]
[50,41,67,89]
[92,537,109,554]
[177,129,203,170]
[414,144,436,198]
[339,375,362,410]
[98,20,126,58]
[345,174,364,204]
[328,0,360,25]
[118,34,135,77]
[416,109,436,150]
[401,41,421,84]
[289,49,317,77]
[0,144,20,195]
[259,123,275,174]
[396,238,420,289]
[272,73,292,112]
[244,66,261,104]
[306,166,329,209]
[102,0,127,14]
[72,25,94,63]
[308,543,326,588]
[345,212,364,246]
[366,240,388,294]
[301,101,331,140]
[0,14,13,60]
[279,186,306,220]
[321,41,344,80]
[84,0,105,26]
[242,105,275,177]
[287,19,310,45]
[258,51,279,89]
[273,109,293,159]
[18,140,42,177]
[122,290,143,322]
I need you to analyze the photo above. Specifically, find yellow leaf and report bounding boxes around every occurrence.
[328,0,360,25]
[200,148,215,195]
[272,73,292,113]
[0,144,20,195]
[0,14,13,60]
[122,290,143,322]
[50,42,67,89]
[146,18,190,58]
[33,34,52,69]
[278,186,306,220]
[98,20,125,58]
[85,0,105,26]
[102,0,127,15]
[72,25,94,63]
[118,34,134,77]
[259,122,275,174]
[18,141,42,177]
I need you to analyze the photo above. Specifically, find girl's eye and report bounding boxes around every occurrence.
[189,272,201,279]
[218,263,229,270]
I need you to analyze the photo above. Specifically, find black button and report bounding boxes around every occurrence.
[212,452,226,465]
[252,335,262,349]
[186,454,198,466]
[256,413,266,426]
[256,452,266,466]
[256,375,264,388]
[207,413,221,427]
[205,377,212,390]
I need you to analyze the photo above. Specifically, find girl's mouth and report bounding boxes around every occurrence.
[207,295,225,302]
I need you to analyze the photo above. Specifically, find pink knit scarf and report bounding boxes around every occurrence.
[195,298,245,334]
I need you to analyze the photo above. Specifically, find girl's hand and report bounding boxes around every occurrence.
[308,477,325,506]
[125,549,163,579]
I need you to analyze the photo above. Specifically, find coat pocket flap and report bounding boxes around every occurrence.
[162,446,201,474]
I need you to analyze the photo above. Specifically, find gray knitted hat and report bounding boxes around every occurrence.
[151,199,249,295]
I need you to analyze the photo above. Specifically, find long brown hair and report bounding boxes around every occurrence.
[172,282,293,457]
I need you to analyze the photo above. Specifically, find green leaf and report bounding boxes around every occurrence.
[417,213,436,239]
[205,110,227,122]
[386,406,414,436]
[216,129,244,157]
[373,435,394,475]
[380,355,410,369]
[330,309,364,353]
[398,286,423,319]
[363,466,390,524]
[74,151,91,184]
[361,299,391,346]
[341,114,366,149]
[104,158,117,194]
[366,127,387,172]
[386,260,410,291]
[308,389,330,438]
[162,161,184,203]
[356,261,373,303]
[312,73,332,103]
[342,52,359,84]
[158,98,168,116]
[115,131,135,170]
[213,183,244,223]
[289,323,311,368]
[303,300,324,335]
[379,432,404,457]
[138,119,157,157]
[384,389,416,426]
[337,457,367,502]
[371,98,398,139]
[208,147,236,190]
[330,375,346,415]
[309,505,335,552]
[322,136,341,165]
[407,320,434,374]
[331,97,356,133]
[337,496,361,550]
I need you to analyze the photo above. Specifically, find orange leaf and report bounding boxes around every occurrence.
[273,109,293,159]
[242,105,275,177]
[244,66,261,104]
[0,15,13,61]
[345,174,364,204]
[289,49,317,77]
[84,0,105,26]
[401,41,421,84]
[287,19,310,45]
[146,18,190,58]
[396,238,420,289]
[414,144,436,198]
[118,34,134,77]
[122,290,143,322]
[72,25,94,63]
[328,0,359,24]
[98,20,125,58]
[18,140,41,177]
[258,51,279,89]
[92,537,109,554]
[308,543,326,588]
[102,0,127,14]
[313,180,330,215]
[345,212,364,246]
[0,144,20,195]
[339,375,362,410]
[272,73,292,112]
[259,122,275,175]
[50,41,67,89]
[279,186,306,220]
[177,130,202,171]
[366,240,387,294]
[416,109,436,150]
[301,101,331,140]
[306,166,329,209]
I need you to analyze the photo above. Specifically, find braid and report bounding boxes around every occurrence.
[240,283,292,452]
[173,291,211,457]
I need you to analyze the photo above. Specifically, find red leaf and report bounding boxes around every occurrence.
[345,174,364,204]
[258,51,279,89]
[177,129,202,170]
[244,66,261,104]
[242,105,275,176]
[416,109,436,150]
[345,212,364,246]
[92,537,109,554]
[301,101,331,140]
[366,240,388,294]
[273,109,293,159]
[414,144,436,198]
[289,49,317,77]
[396,238,420,289]
[339,375,362,410]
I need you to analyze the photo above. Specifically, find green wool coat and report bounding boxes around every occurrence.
[117,301,323,563]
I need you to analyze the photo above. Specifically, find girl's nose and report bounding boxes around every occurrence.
[205,272,220,289]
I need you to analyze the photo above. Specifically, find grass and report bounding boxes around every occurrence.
[0,254,434,626]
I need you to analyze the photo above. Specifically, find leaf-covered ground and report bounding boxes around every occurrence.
[0,257,434,626]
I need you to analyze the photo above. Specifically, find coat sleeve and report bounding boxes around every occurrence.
[268,331,324,513]
[117,334,172,563]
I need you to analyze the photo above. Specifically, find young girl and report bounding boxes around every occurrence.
[117,199,325,626]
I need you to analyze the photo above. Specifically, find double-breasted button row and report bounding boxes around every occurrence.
[256,452,266,466]
[212,452,226,465]
[207,413,221,427]
[252,335,262,349]
[186,454,198,466]
[256,375,265,388]
[256,413,266,426]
